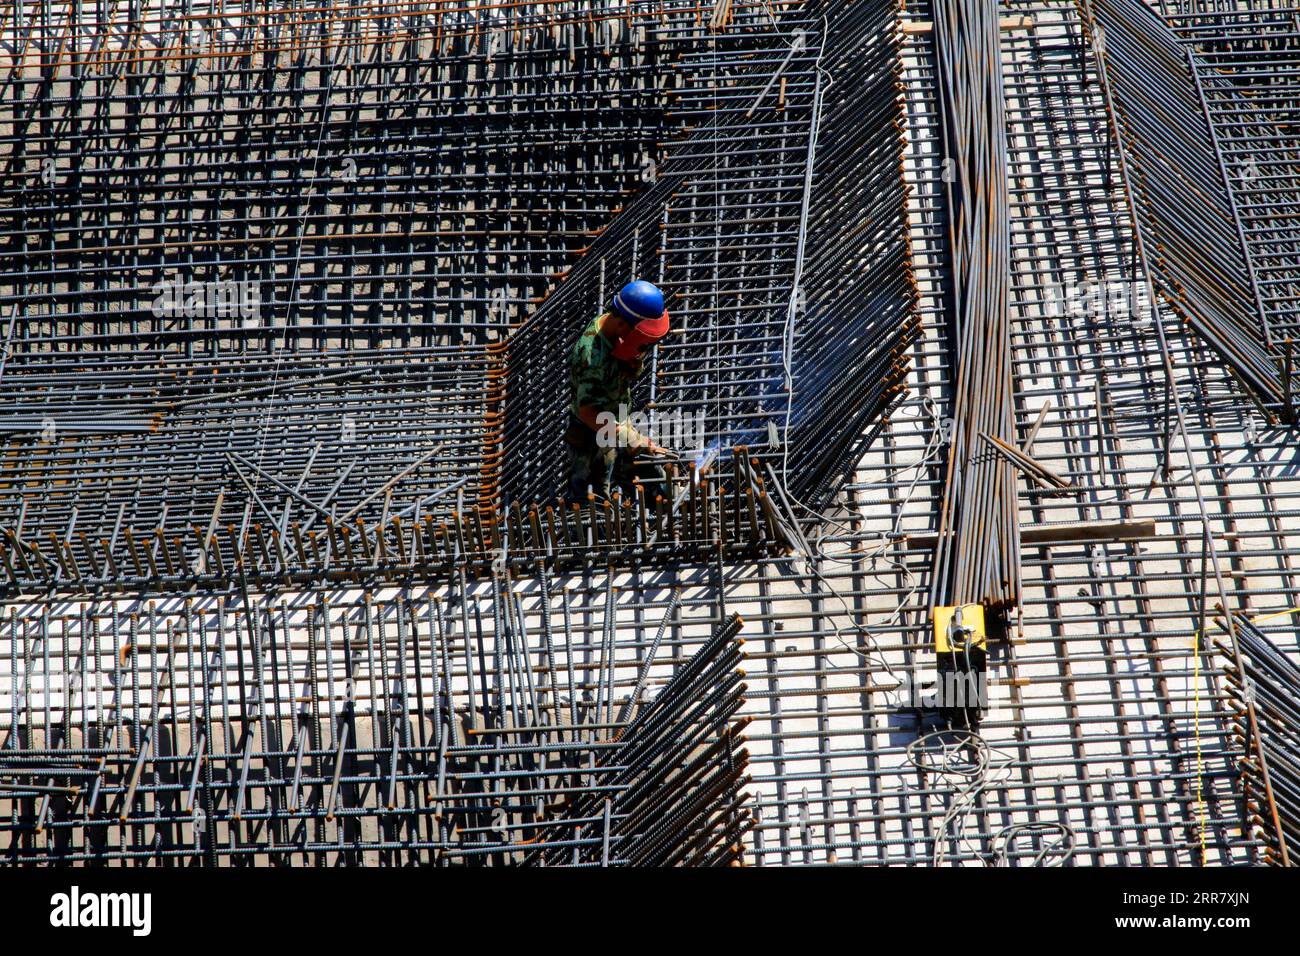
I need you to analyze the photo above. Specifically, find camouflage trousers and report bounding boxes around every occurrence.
[565,418,668,504]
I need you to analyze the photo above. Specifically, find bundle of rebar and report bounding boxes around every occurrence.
[1213,612,1298,866]
[979,432,1072,492]
[1079,0,1295,422]
[927,0,1019,613]
[527,613,751,866]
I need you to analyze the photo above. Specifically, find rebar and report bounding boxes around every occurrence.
[0,0,1298,870]
[926,0,1020,615]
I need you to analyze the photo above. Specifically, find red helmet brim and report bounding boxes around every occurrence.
[612,310,669,361]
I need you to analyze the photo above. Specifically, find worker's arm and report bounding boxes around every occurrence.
[572,345,667,454]
[577,404,668,456]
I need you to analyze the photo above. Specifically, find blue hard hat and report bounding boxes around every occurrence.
[611,280,665,325]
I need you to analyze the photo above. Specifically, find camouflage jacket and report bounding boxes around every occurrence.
[569,313,642,421]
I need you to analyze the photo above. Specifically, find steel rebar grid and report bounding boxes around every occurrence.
[1,1,695,352]
[1078,0,1296,421]
[859,0,1298,865]
[497,0,919,516]
[1212,610,1299,865]
[0,1,762,584]
[524,612,751,866]
[1169,6,1300,348]
[1,0,1299,869]
[0,434,796,595]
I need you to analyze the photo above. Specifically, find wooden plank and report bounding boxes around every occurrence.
[905,518,1157,550]
[902,15,1034,34]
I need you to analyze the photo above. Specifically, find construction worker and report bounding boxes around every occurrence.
[566,279,672,504]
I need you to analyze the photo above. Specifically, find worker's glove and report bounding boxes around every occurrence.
[614,420,650,453]
[633,442,676,462]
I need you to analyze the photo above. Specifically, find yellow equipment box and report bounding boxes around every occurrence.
[933,604,986,653]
